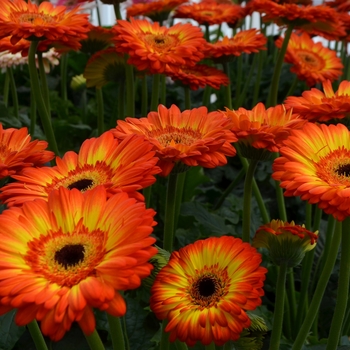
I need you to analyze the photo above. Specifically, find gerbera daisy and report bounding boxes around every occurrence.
[150,236,267,346]
[222,102,306,159]
[165,63,229,90]
[0,186,157,341]
[113,18,206,74]
[0,124,54,180]
[253,219,318,267]
[0,0,90,45]
[273,122,350,221]
[204,29,267,62]
[284,80,350,122]
[248,0,346,38]
[0,131,160,207]
[113,104,237,177]
[275,32,343,87]
[173,2,245,27]
[79,24,114,56]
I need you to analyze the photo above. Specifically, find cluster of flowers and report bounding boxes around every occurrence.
[0,0,350,348]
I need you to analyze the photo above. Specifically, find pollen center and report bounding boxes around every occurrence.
[150,126,202,147]
[336,164,350,177]
[296,51,324,69]
[144,33,178,51]
[67,179,94,191]
[197,276,216,297]
[19,13,55,25]
[54,244,85,268]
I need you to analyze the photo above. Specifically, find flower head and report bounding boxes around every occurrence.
[113,18,206,74]
[253,219,318,267]
[222,103,306,159]
[275,32,343,87]
[79,25,114,55]
[150,236,267,346]
[0,0,90,46]
[0,186,157,340]
[113,104,237,176]
[284,79,350,122]
[273,122,350,221]
[0,131,160,207]
[165,63,229,90]
[0,124,54,180]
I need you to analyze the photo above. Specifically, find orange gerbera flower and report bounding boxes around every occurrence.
[248,0,345,38]
[275,32,343,87]
[113,18,206,74]
[0,131,160,207]
[273,122,350,221]
[0,0,90,45]
[150,236,267,346]
[204,29,267,61]
[0,124,54,180]
[165,63,229,90]
[0,186,157,340]
[113,104,237,176]
[284,80,350,122]
[80,24,114,56]
[222,103,306,159]
[126,0,187,22]
[173,2,245,26]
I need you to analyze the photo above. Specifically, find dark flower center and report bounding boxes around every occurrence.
[336,164,350,177]
[67,179,93,191]
[197,276,216,297]
[54,244,85,269]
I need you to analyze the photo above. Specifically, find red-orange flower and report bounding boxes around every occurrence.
[173,2,245,26]
[0,131,160,207]
[275,32,343,87]
[0,0,90,46]
[165,63,229,90]
[204,29,267,61]
[79,24,114,55]
[113,18,206,74]
[222,103,306,158]
[273,122,350,221]
[150,236,267,346]
[284,80,350,122]
[0,186,157,340]
[113,104,237,176]
[0,124,54,180]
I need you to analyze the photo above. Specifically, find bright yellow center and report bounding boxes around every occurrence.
[296,51,324,70]
[144,33,179,52]
[25,226,106,287]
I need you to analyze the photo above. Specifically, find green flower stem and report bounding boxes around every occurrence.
[60,53,68,115]
[205,343,216,350]
[269,262,288,350]
[174,171,187,230]
[141,75,148,116]
[114,3,122,20]
[222,62,232,110]
[283,292,292,340]
[30,88,37,136]
[313,207,322,232]
[84,329,106,350]
[184,85,191,109]
[7,67,19,118]
[107,314,126,350]
[143,186,152,208]
[118,82,125,120]
[240,155,270,224]
[151,74,160,112]
[125,63,135,117]
[202,85,212,109]
[159,321,170,350]
[284,75,298,100]
[326,218,350,350]
[213,167,245,211]
[37,52,51,115]
[95,88,104,135]
[3,68,9,107]
[287,268,297,326]
[175,340,188,350]
[95,0,102,26]
[235,56,243,106]
[28,40,59,155]
[242,158,259,243]
[163,172,179,252]
[160,74,166,105]
[252,50,265,107]
[27,320,48,350]
[266,25,294,107]
[292,219,342,350]
[305,203,312,230]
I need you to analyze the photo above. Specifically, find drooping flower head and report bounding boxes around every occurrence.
[275,32,343,87]
[0,0,90,46]
[284,79,350,122]
[113,104,237,176]
[79,24,114,56]
[273,122,350,221]
[253,219,318,267]
[173,2,245,27]
[222,103,306,160]
[0,131,160,207]
[0,124,54,180]
[150,236,267,346]
[165,63,229,90]
[204,29,267,62]
[113,18,206,74]
[0,186,158,340]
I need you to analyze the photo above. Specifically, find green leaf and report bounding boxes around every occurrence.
[0,310,25,350]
